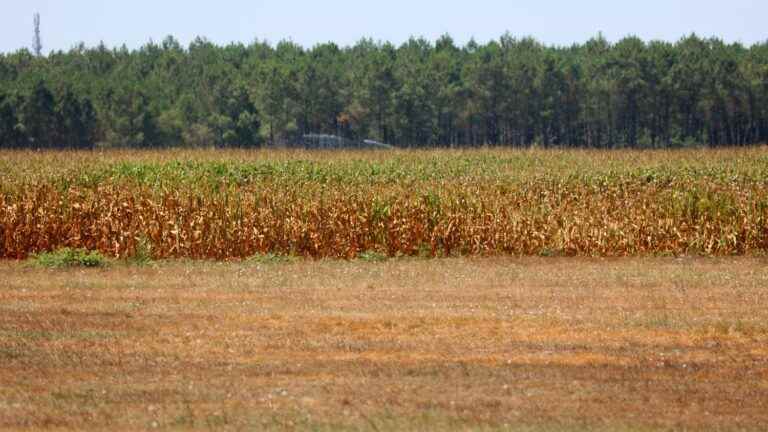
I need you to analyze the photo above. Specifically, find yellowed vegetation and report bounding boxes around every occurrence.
[2,147,767,259]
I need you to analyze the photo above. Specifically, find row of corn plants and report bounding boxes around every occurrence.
[2,168,767,258]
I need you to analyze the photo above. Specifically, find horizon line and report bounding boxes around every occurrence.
[3,31,766,56]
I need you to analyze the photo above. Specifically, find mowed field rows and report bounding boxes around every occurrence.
[1,258,767,430]
[2,147,768,260]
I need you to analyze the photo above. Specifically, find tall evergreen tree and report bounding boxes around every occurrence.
[21,80,56,148]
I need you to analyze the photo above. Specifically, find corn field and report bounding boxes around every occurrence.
[1,148,767,259]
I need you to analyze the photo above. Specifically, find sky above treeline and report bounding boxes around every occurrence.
[1,0,765,53]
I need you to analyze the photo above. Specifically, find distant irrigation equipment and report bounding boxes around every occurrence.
[298,134,394,150]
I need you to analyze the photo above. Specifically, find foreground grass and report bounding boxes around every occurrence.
[1,257,767,430]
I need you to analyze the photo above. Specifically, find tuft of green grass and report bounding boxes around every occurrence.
[357,251,389,262]
[32,248,108,268]
[128,237,154,266]
[247,253,299,264]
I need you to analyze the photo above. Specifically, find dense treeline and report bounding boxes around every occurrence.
[1,33,767,149]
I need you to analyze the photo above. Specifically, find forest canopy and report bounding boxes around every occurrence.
[1,33,767,149]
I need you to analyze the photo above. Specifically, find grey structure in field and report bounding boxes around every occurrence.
[297,134,394,150]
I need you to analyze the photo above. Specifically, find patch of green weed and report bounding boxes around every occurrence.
[357,251,389,262]
[128,237,154,266]
[247,253,298,264]
[32,248,108,268]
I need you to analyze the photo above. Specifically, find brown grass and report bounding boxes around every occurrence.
[1,257,767,430]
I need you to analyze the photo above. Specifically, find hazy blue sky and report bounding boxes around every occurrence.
[1,0,765,53]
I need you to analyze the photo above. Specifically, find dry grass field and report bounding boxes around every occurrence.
[1,257,767,431]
